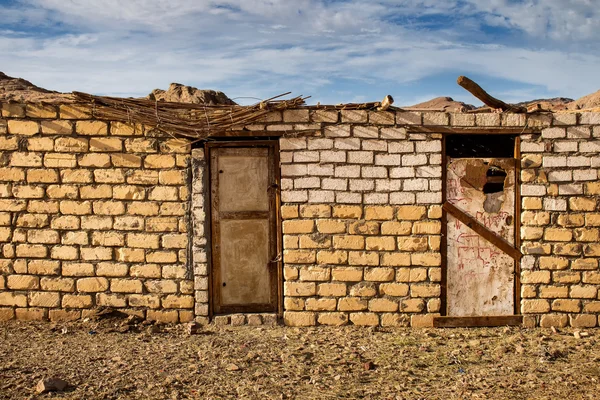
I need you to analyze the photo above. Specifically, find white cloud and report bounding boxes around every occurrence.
[0,0,598,104]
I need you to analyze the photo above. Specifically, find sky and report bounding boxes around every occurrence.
[0,0,599,106]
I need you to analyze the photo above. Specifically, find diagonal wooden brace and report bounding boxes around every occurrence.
[443,201,522,261]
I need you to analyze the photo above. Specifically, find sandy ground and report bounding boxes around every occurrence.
[1,318,599,400]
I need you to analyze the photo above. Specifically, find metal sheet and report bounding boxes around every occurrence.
[446,158,515,316]
[220,219,271,305]
[218,155,269,212]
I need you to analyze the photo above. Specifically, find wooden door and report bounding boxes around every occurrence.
[209,142,280,314]
[445,158,517,316]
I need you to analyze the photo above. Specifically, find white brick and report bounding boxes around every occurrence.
[552,113,577,126]
[324,125,350,138]
[281,164,308,177]
[294,177,321,189]
[542,156,567,168]
[579,113,600,125]
[423,112,449,126]
[308,190,334,203]
[280,179,293,190]
[335,165,360,178]
[320,151,346,163]
[553,141,577,152]
[416,166,442,178]
[573,169,598,181]
[307,138,333,150]
[375,154,401,166]
[429,154,442,165]
[361,166,387,178]
[390,192,416,204]
[281,190,308,202]
[543,198,567,211]
[567,156,591,167]
[521,142,545,153]
[307,164,334,176]
[334,138,360,150]
[336,192,362,204]
[567,126,591,139]
[541,127,566,139]
[592,157,600,168]
[475,113,500,127]
[347,151,373,164]
[416,192,442,204]
[521,184,546,196]
[349,179,375,191]
[294,151,319,163]
[364,193,388,204]
[375,179,402,192]
[353,126,378,138]
[415,140,442,153]
[321,178,347,191]
[547,170,572,182]
[558,184,583,195]
[280,138,306,150]
[389,167,415,178]
[380,127,407,139]
[388,142,414,153]
[403,178,428,191]
[402,154,427,166]
[362,140,387,151]
[579,141,600,153]
[429,179,442,191]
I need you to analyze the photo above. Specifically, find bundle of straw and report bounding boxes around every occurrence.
[73,91,307,139]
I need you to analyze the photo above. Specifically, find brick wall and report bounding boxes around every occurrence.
[0,103,195,323]
[2,99,600,327]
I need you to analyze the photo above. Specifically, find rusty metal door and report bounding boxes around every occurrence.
[209,142,280,314]
[445,158,518,317]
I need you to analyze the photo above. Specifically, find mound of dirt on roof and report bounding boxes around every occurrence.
[405,96,476,112]
[516,97,573,112]
[148,83,236,105]
[0,71,74,103]
[565,89,600,111]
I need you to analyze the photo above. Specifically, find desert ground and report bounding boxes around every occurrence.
[1,316,599,399]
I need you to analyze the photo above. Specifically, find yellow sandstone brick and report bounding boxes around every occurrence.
[282,220,314,234]
[331,267,362,282]
[281,205,298,219]
[110,279,143,293]
[349,312,379,326]
[365,236,395,251]
[41,120,72,135]
[411,253,441,266]
[364,206,394,220]
[300,204,330,218]
[284,311,316,327]
[40,277,75,292]
[412,221,441,235]
[348,251,379,266]
[316,219,346,234]
[368,298,398,312]
[62,294,93,308]
[411,284,440,298]
[78,153,111,167]
[552,299,580,313]
[364,267,394,281]
[569,197,596,211]
[332,205,362,219]
[522,299,551,313]
[284,282,316,296]
[381,253,411,267]
[380,283,409,296]
[28,292,60,308]
[348,221,380,235]
[27,169,59,183]
[305,298,337,311]
[80,185,112,199]
[76,121,108,135]
[317,312,348,326]
[316,250,348,265]
[543,228,572,242]
[27,137,54,151]
[7,120,39,135]
[96,262,128,277]
[130,264,162,278]
[338,297,368,311]
[397,205,426,220]
[77,277,109,292]
[522,197,542,210]
[380,221,412,235]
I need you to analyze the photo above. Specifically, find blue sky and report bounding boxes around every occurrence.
[1,0,599,106]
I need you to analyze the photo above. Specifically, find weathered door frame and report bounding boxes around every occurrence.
[437,132,523,327]
[205,140,283,317]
